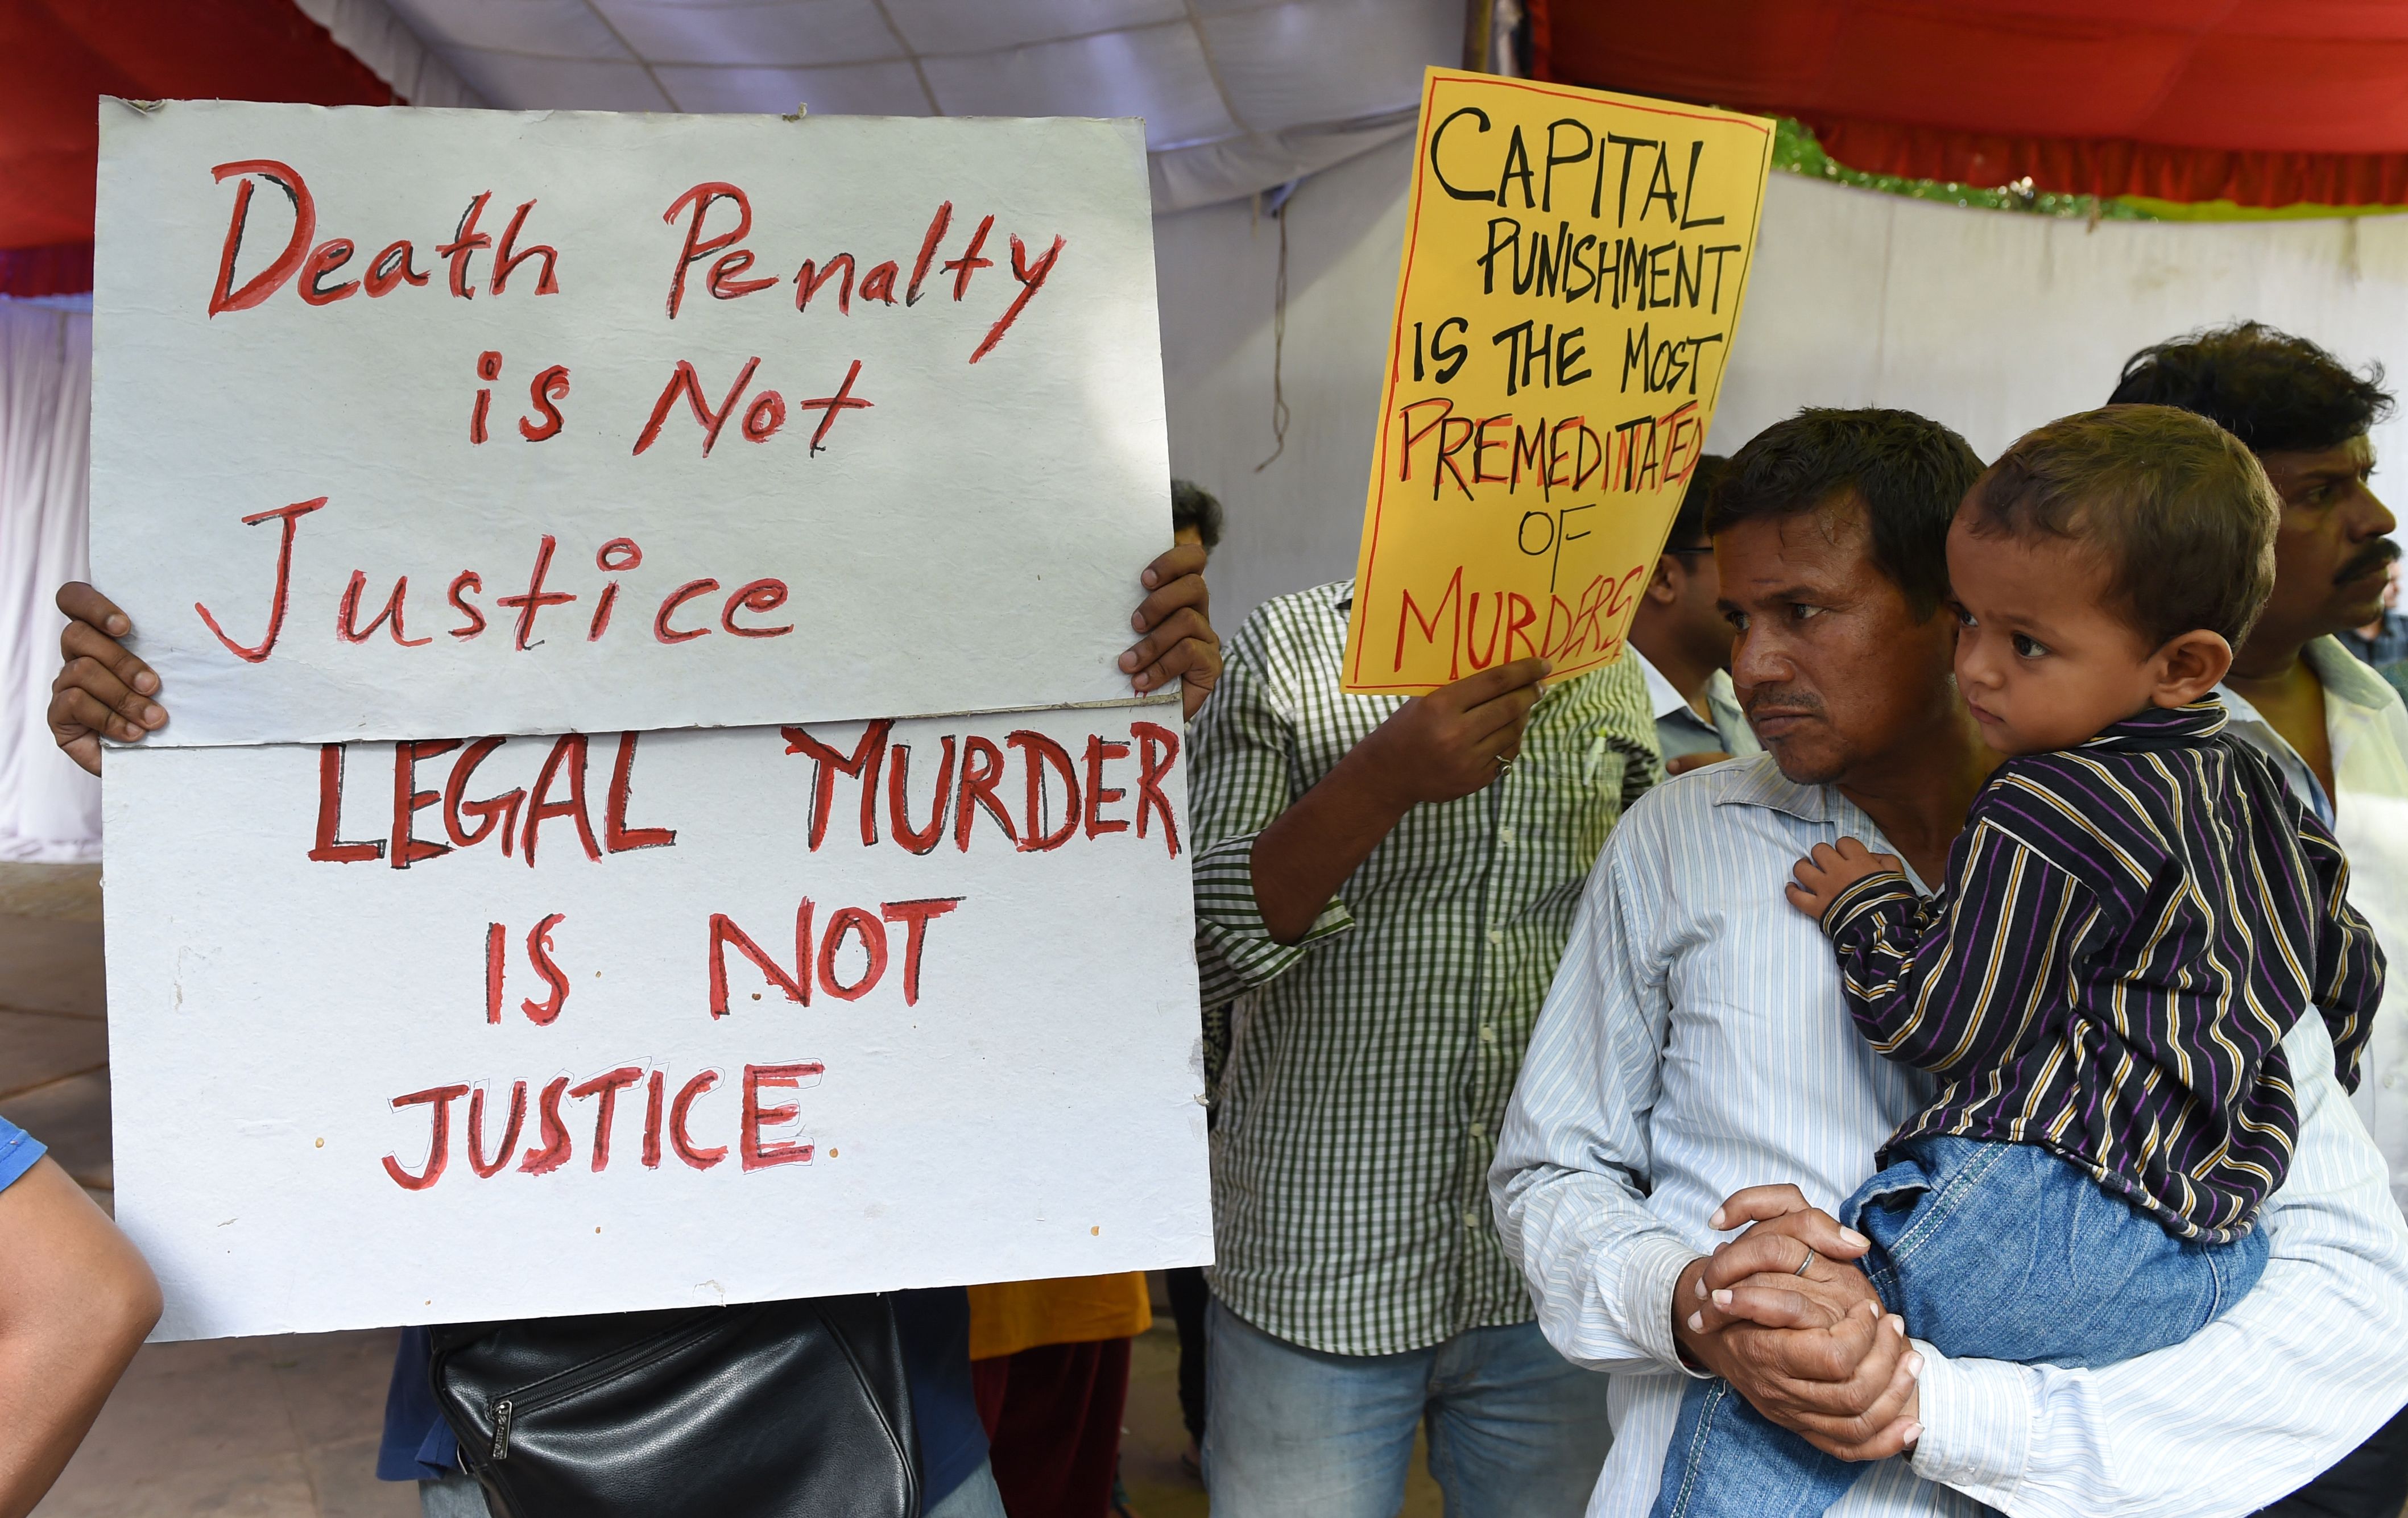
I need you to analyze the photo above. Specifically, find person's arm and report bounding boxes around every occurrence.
[1186,628,1352,1004]
[1248,657,1548,944]
[0,1156,162,1518]
[1907,1009,2408,1517]
[1802,823,2075,1082]
[2297,811,2384,1092]
[1491,804,1698,1375]
[49,545,1226,772]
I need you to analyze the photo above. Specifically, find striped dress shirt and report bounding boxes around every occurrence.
[1823,700,2382,1242]
[1491,755,2408,1516]
[1190,579,1660,1355]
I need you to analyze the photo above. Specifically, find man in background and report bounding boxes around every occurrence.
[1189,524,1658,1512]
[1627,456,1759,772]
[2111,321,2408,1513]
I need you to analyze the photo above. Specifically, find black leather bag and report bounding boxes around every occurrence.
[428,1294,920,1518]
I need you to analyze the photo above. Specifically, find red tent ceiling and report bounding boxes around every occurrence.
[0,0,387,291]
[1532,0,2408,207]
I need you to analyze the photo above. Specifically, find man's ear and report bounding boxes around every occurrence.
[2150,630,2233,707]
[1646,555,1682,605]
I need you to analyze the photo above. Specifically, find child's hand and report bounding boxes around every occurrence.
[1786,837,1905,920]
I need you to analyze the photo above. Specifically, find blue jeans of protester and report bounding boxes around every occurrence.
[1203,1297,1615,1518]
[1650,1136,2270,1518]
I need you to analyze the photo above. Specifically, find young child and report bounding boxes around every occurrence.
[1652,404,2385,1518]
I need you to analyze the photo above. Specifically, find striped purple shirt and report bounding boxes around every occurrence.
[1823,699,2385,1242]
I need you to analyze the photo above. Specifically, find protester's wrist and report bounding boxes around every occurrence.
[1333,739,1421,822]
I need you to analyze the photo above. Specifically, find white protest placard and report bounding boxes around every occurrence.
[103,705,1207,1340]
[93,102,1169,747]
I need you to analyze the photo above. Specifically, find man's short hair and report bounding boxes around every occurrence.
[1171,478,1224,550]
[1708,409,1983,617]
[1963,404,2278,648]
[1665,454,1728,551]
[2109,321,2393,456]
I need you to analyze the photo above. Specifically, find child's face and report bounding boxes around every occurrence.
[1945,517,2178,755]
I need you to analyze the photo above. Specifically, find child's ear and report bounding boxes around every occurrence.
[2150,630,2233,707]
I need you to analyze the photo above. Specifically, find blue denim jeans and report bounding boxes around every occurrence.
[1203,1298,1615,1518]
[1651,1137,2270,1518]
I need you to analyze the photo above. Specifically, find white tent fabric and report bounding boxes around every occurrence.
[338,0,1457,210]
[1165,166,2408,632]
[291,0,485,107]
[0,297,97,862]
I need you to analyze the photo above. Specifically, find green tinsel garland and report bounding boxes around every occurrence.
[1772,118,2157,221]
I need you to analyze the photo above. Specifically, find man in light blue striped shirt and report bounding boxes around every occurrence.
[1492,408,2408,1516]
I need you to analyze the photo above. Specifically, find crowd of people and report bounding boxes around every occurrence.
[10,318,2408,1518]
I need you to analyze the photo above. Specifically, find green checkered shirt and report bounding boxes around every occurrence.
[1191,580,1661,1355]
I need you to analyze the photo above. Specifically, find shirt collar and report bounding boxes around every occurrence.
[1708,752,1836,824]
[2081,698,2227,750]
[1631,648,1693,722]
[2301,634,2402,713]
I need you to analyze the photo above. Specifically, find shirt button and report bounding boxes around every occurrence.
[1486,928,1504,946]
[1498,826,1516,846]
[1479,1024,1498,1044]
[1463,1207,1483,1230]
[2386,1074,2400,1091]
[1469,1122,1486,1139]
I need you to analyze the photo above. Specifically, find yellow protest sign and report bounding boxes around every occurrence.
[1342,70,1773,693]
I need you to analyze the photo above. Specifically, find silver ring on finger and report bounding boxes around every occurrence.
[1794,1244,1817,1277]
[1493,755,1513,775]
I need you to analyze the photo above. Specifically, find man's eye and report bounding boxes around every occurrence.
[2012,632,2048,658]
[1726,610,1749,631]
[1790,603,1823,622]
[1954,606,1977,628]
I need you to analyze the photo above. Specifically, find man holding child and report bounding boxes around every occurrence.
[1493,406,2408,1516]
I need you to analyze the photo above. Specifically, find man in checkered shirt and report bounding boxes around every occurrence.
[1187,580,1660,1517]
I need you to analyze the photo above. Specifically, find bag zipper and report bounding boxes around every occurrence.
[482,1310,736,1462]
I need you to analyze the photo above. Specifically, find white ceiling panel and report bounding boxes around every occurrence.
[922,23,1232,147]
[596,0,900,68]
[442,51,677,110]
[655,59,932,114]
[382,0,634,61]
[333,0,1463,207]
[883,0,1183,58]
[1201,0,1457,127]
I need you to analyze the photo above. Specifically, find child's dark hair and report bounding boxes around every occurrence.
[1962,404,2278,648]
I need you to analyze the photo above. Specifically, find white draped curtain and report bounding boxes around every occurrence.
[0,296,98,861]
